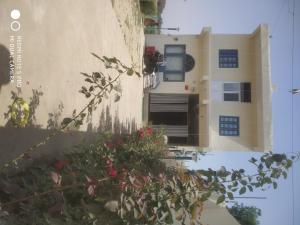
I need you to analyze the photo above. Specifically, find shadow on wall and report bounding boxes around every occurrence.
[97,105,137,134]
[0,44,11,91]
[0,105,138,166]
[0,127,98,167]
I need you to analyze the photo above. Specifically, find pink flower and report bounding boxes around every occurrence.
[139,130,145,139]
[106,158,113,167]
[106,142,114,149]
[54,160,68,171]
[107,167,117,177]
[145,127,153,135]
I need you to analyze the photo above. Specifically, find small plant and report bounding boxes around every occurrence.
[4,89,43,128]
[10,97,29,127]
[140,0,158,16]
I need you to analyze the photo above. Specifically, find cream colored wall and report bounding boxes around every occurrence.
[0,0,144,130]
[145,25,272,152]
[252,24,273,151]
[208,34,258,151]
[199,28,211,148]
[145,34,202,94]
[200,202,241,225]
[253,29,264,150]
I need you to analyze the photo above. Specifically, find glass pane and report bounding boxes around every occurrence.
[165,45,185,54]
[164,73,184,81]
[165,56,184,71]
[224,83,240,91]
[224,93,239,101]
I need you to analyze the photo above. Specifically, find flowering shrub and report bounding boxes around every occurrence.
[0,128,167,225]
[0,125,296,225]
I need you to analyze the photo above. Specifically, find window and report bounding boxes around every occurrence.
[240,82,251,102]
[219,116,239,136]
[185,54,195,72]
[219,49,238,68]
[164,45,185,82]
[223,82,251,102]
[224,83,240,101]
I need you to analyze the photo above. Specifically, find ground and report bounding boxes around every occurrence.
[0,0,145,163]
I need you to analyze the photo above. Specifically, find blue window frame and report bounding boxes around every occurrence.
[164,45,186,82]
[219,49,238,68]
[219,116,239,136]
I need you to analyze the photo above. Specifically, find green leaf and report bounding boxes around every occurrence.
[216,195,225,204]
[239,186,246,195]
[114,94,121,102]
[263,177,272,184]
[272,154,286,162]
[85,78,93,83]
[240,180,247,185]
[220,188,226,194]
[101,78,106,86]
[201,192,211,201]
[61,118,72,126]
[127,68,134,76]
[166,212,173,224]
[232,181,238,187]
[265,158,273,168]
[286,159,293,169]
[247,185,253,192]
[282,171,287,179]
[92,72,102,79]
[227,192,234,200]
[80,72,91,78]
[249,157,257,164]
[91,52,104,62]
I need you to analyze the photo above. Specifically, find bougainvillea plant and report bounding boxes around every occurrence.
[0,127,298,225]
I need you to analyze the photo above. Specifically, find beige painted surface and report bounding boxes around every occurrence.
[209,33,257,151]
[200,200,241,225]
[0,0,144,163]
[208,25,272,151]
[146,25,272,152]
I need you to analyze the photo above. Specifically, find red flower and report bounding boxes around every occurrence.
[139,130,145,139]
[107,167,117,177]
[106,142,114,149]
[145,127,153,135]
[54,160,68,171]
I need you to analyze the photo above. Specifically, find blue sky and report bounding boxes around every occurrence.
[161,0,300,224]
